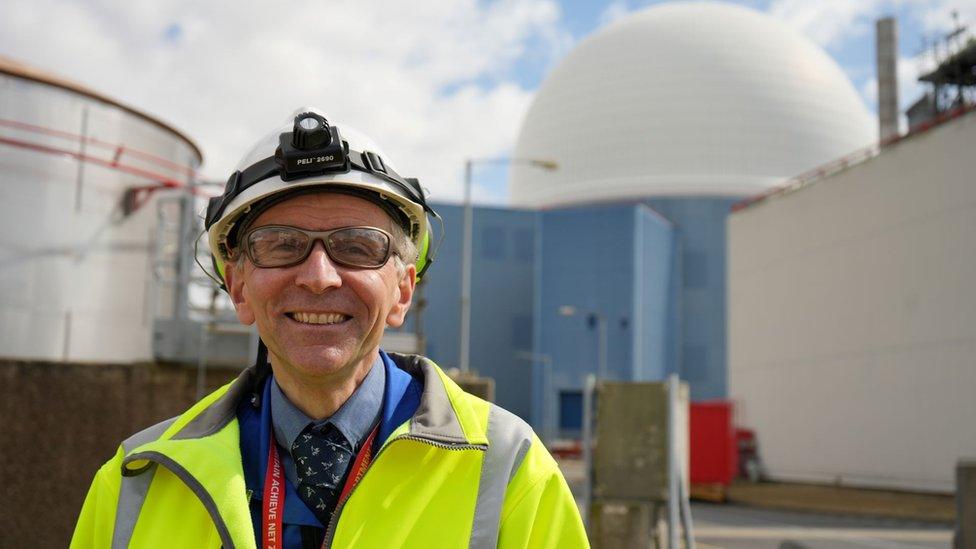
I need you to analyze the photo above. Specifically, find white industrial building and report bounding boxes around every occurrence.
[729,107,976,493]
[0,56,201,363]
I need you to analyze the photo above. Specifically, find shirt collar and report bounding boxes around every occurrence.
[270,354,385,452]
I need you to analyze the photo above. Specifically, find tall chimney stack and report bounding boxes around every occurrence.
[876,17,899,142]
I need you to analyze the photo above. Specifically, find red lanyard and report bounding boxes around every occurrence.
[338,423,379,502]
[262,424,380,549]
[262,442,285,549]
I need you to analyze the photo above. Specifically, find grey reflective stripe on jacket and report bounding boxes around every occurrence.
[111,417,177,549]
[469,403,534,549]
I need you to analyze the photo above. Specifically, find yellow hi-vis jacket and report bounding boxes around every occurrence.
[71,354,589,548]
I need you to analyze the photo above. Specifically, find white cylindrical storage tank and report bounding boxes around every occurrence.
[0,56,202,363]
[510,1,876,207]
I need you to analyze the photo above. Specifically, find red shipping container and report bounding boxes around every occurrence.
[689,400,738,485]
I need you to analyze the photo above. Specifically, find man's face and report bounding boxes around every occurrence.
[224,192,416,385]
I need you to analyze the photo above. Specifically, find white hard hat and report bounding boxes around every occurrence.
[205,107,437,284]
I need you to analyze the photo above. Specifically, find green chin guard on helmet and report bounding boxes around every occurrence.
[204,108,440,287]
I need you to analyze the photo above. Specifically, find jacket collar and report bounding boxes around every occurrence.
[147,352,488,449]
[388,353,489,447]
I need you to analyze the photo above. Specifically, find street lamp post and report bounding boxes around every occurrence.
[459,157,556,374]
[559,305,604,530]
[460,160,473,374]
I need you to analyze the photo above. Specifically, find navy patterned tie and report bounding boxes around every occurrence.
[291,423,354,525]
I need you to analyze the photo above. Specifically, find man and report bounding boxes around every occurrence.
[71,109,588,548]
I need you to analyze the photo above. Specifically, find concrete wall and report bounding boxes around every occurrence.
[728,110,976,492]
[0,360,239,547]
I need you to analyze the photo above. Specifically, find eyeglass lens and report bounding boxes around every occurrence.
[245,226,391,268]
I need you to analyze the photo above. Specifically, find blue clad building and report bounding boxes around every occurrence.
[534,204,677,438]
[401,198,727,438]
[643,197,741,401]
[394,203,538,422]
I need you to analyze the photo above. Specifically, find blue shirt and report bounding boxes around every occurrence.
[237,351,424,548]
[270,356,385,487]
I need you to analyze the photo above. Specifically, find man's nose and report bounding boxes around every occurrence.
[294,241,342,293]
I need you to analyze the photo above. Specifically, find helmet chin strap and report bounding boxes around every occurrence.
[249,339,272,409]
[256,338,269,368]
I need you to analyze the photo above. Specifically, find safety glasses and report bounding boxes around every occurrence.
[240,225,394,269]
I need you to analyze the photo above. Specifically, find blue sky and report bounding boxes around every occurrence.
[0,0,972,204]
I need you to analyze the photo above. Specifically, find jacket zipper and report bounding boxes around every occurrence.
[320,434,488,548]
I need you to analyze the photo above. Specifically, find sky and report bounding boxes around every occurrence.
[1,0,974,205]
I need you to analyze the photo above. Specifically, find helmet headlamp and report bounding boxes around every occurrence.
[205,113,432,235]
[276,112,344,177]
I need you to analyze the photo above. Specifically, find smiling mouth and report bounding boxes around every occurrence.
[287,312,350,325]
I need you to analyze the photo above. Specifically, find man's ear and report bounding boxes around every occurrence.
[385,264,417,328]
[223,262,255,325]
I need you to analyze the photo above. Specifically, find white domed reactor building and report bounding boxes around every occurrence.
[511,1,874,206]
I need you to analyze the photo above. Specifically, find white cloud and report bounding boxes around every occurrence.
[598,1,632,28]
[0,0,568,203]
[768,0,976,51]
[767,0,883,48]
[472,180,510,206]
[917,0,976,33]
[859,53,931,111]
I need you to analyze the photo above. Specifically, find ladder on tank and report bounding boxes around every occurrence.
[150,185,258,398]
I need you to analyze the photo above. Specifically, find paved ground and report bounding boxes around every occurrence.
[726,482,954,523]
[555,457,957,547]
[692,502,953,549]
